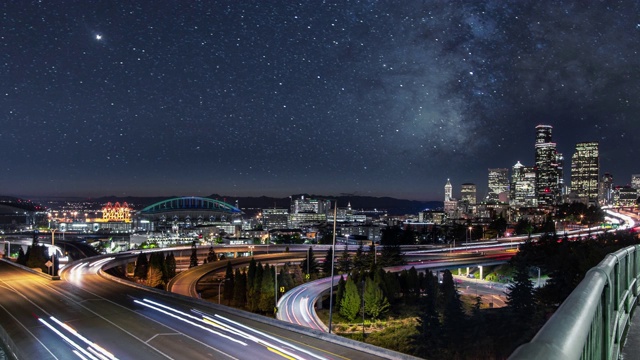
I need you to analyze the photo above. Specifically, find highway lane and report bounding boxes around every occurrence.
[0,259,394,360]
[0,260,244,359]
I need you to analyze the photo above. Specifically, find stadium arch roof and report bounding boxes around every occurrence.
[138,196,243,217]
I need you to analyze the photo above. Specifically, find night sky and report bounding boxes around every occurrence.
[2,1,639,201]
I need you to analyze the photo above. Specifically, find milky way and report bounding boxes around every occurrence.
[2,1,639,200]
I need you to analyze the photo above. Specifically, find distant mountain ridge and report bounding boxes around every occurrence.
[25,194,442,215]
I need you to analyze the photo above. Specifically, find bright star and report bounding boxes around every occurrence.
[96,34,102,40]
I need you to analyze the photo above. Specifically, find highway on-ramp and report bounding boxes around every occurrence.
[277,276,343,332]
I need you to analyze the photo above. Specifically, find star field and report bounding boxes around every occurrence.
[2,1,639,200]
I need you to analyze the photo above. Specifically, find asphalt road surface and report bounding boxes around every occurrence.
[0,259,393,360]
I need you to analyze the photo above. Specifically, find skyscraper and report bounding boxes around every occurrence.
[570,142,599,205]
[444,179,457,214]
[511,161,537,208]
[444,178,452,202]
[460,183,477,205]
[599,173,614,206]
[534,125,562,207]
[631,174,640,190]
[487,168,509,203]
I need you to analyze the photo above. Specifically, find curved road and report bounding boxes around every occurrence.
[277,276,344,332]
[0,257,396,360]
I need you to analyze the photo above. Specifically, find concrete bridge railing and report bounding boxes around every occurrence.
[509,245,640,360]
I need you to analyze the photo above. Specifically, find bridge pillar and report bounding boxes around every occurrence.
[466,267,470,276]
[479,265,483,280]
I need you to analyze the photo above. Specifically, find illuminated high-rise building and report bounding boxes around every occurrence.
[444,179,457,214]
[460,183,477,205]
[487,168,509,203]
[570,142,599,205]
[511,161,537,207]
[632,174,640,190]
[444,179,452,202]
[599,173,614,206]
[534,125,562,206]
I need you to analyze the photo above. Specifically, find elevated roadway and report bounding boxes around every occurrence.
[0,254,415,359]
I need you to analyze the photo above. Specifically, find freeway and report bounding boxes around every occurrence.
[0,258,401,360]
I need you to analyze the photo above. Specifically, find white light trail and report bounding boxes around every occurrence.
[214,314,328,360]
[50,317,118,360]
[134,299,246,346]
[38,318,101,360]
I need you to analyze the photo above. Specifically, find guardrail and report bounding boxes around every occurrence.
[509,245,640,360]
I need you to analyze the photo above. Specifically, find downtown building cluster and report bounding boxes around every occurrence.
[439,125,639,224]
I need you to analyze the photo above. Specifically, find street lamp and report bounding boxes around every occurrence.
[50,229,56,277]
[361,279,366,341]
[467,226,473,243]
[328,200,338,334]
[218,278,227,304]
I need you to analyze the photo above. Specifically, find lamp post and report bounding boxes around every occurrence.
[50,229,56,277]
[467,226,473,244]
[361,279,365,341]
[218,278,227,304]
[328,200,338,334]
[274,262,278,312]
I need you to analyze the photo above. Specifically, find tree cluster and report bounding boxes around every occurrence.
[133,251,177,289]
[219,258,297,314]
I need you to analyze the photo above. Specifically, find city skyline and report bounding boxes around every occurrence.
[2,2,640,201]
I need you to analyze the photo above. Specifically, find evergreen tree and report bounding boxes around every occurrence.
[322,247,334,275]
[146,265,164,288]
[379,226,405,267]
[233,269,247,308]
[335,275,346,312]
[223,261,235,305]
[506,256,537,335]
[207,247,218,262]
[247,262,263,312]
[258,265,275,313]
[300,247,319,278]
[247,258,257,293]
[134,253,148,279]
[406,267,420,303]
[279,263,295,291]
[440,270,467,358]
[27,244,47,272]
[412,271,442,358]
[338,246,352,274]
[339,278,361,321]
[363,277,390,320]
[189,242,199,268]
[366,244,377,272]
[147,252,165,287]
[16,247,26,265]
[353,243,366,272]
[164,252,177,280]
